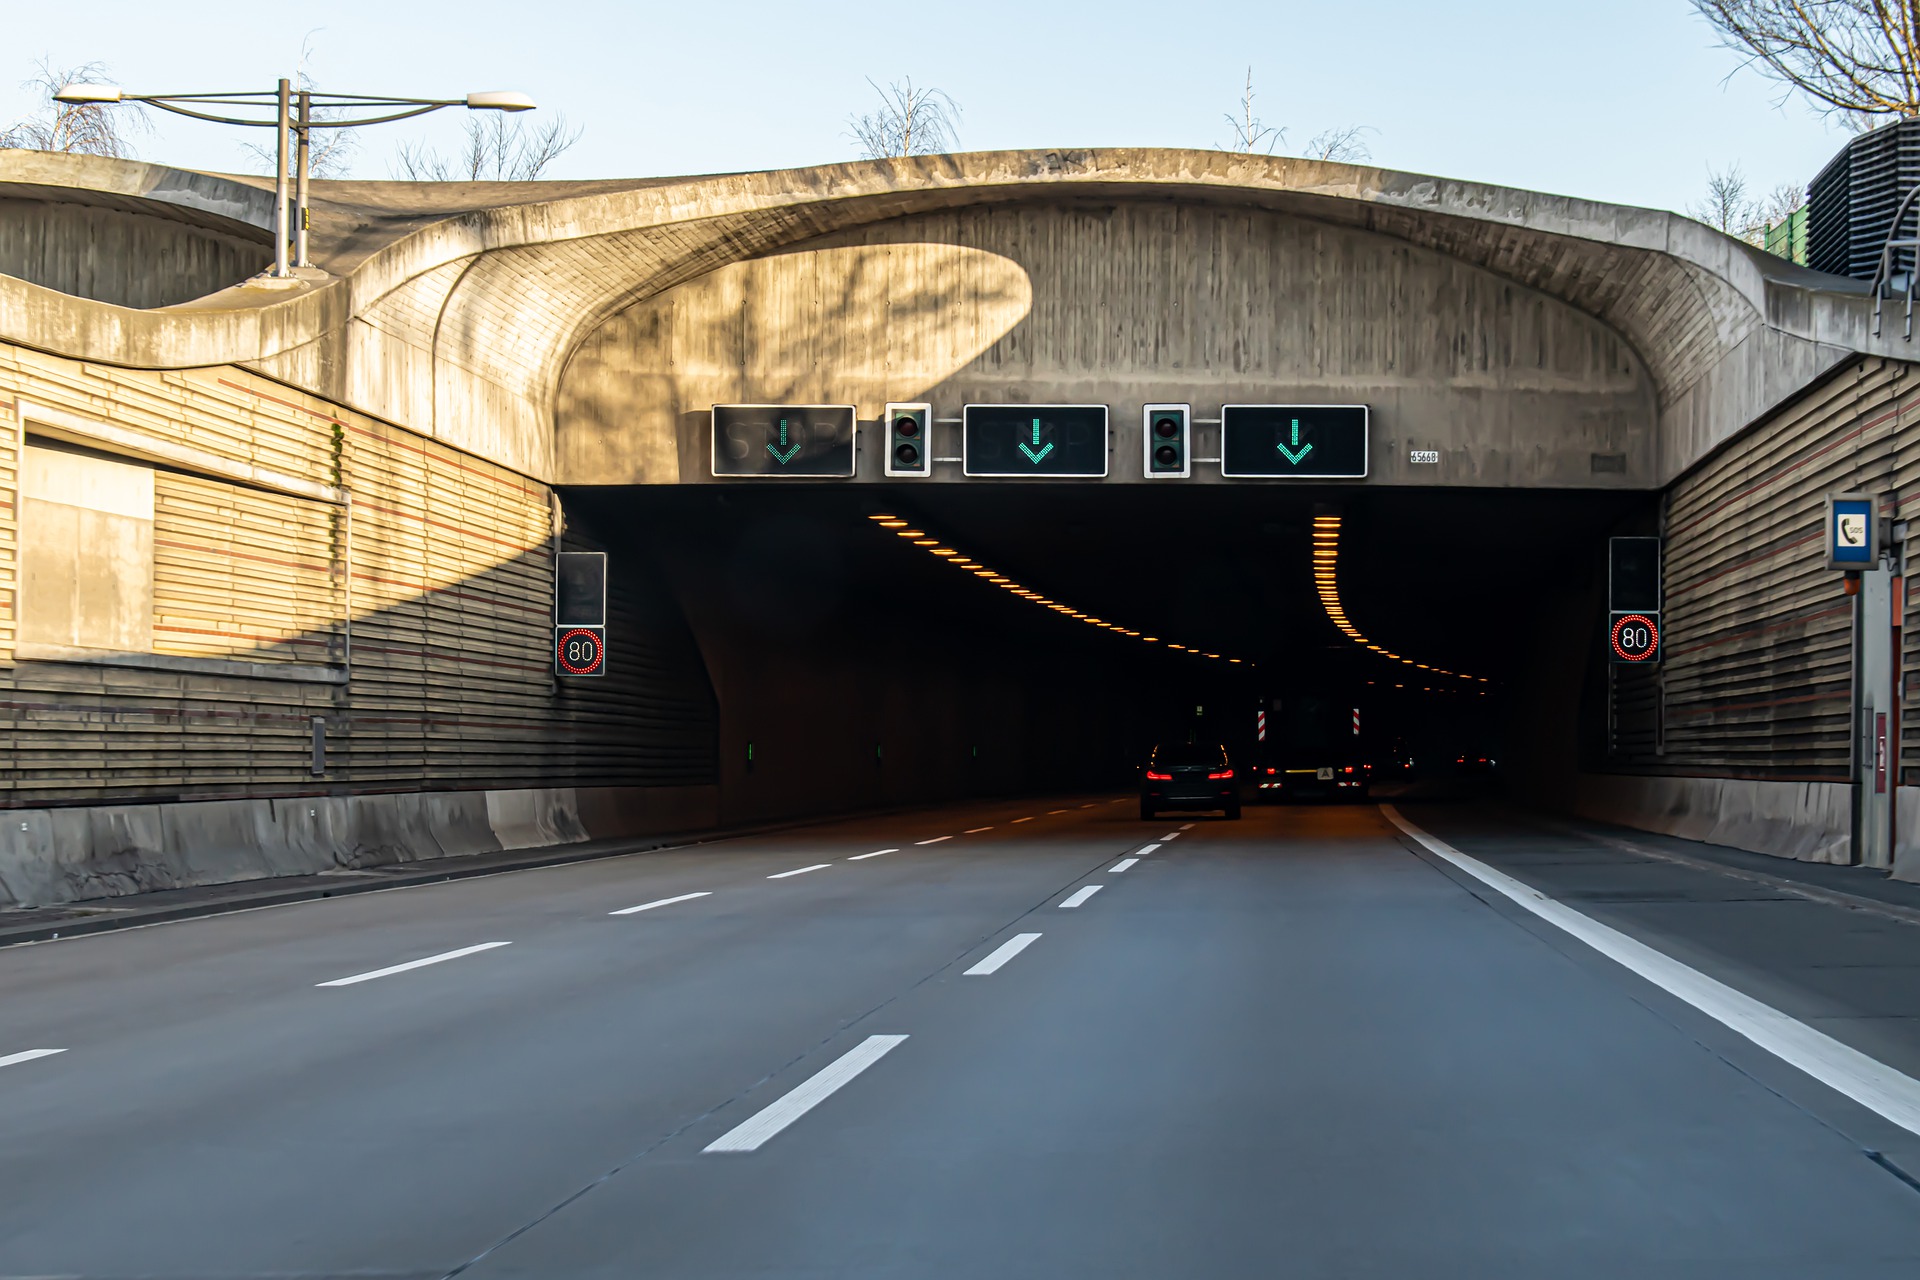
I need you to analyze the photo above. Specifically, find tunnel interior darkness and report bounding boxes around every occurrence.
[565,483,1653,818]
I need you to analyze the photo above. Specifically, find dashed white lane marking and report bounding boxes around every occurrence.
[1059,885,1103,909]
[1012,816,1034,823]
[1109,858,1138,873]
[1049,809,1069,814]
[704,1034,909,1153]
[610,891,712,916]
[0,1049,64,1070]
[915,836,952,845]
[965,827,994,834]
[1180,823,1195,830]
[965,933,1042,975]
[768,864,831,880]
[1380,805,1920,1138]
[1136,843,1162,856]
[317,941,511,988]
[847,849,897,861]
[1161,832,1180,841]
[1080,804,1097,809]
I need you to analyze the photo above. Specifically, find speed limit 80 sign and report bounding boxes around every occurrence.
[1609,611,1660,665]
[555,626,606,677]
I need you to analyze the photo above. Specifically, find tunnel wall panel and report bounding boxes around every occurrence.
[0,195,270,309]
[0,341,719,905]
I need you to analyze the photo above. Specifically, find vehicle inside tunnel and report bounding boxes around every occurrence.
[562,480,1654,817]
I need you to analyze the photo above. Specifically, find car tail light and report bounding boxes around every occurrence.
[1342,766,1354,774]
[1145,770,1171,780]
[1209,769,1233,779]
[1265,768,1276,775]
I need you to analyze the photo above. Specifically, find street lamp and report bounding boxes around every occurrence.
[55,81,537,278]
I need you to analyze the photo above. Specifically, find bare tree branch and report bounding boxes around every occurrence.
[848,77,961,159]
[1305,124,1375,162]
[1689,163,1775,242]
[1692,0,1920,122]
[0,57,147,157]
[1222,67,1283,153]
[391,112,582,181]
[237,37,357,180]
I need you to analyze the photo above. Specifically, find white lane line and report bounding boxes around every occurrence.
[965,932,1043,975]
[317,941,511,988]
[965,827,994,834]
[1109,858,1139,873]
[1059,885,1104,909]
[768,864,831,880]
[915,836,952,845]
[1049,809,1069,815]
[610,891,712,916]
[1180,823,1195,830]
[1012,816,1034,823]
[1161,832,1180,841]
[1136,843,1163,856]
[1080,803,1097,809]
[0,1049,65,1070]
[704,1034,909,1153]
[847,848,897,861]
[1379,805,1920,1138]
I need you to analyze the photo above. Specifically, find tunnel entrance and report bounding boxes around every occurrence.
[562,482,1650,820]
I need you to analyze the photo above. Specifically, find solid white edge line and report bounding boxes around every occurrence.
[1109,858,1138,873]
[847,849,897,861]
[915,836,951,845]
[768,864,831,880]
[703,1034,909,1152]
[609,891,712,916]
[965,932,1043,975]
[1059,885,1103,908]
[316,941,512,988]
[1379,804,1920,1137]
[1136,843,1162,856]
[0,1049,65,1069]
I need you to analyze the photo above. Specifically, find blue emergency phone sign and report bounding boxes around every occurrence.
[1826,493,1878,570]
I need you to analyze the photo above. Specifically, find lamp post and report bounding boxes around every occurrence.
[54,82,537,278]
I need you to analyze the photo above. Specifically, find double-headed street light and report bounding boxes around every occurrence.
[54,81,537,278]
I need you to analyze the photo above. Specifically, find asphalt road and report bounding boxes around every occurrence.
[4,797,1920,1278]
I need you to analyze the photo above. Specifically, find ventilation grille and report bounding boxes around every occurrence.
[1808,119,1920,281]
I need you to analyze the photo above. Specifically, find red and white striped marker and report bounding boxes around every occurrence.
[1257,709,1267,741]
[1351,708,1361,736]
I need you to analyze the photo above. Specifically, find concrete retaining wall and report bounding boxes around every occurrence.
[1574,773,1855,866]
[0,784,719,908]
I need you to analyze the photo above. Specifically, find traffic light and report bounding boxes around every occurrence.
[1143,403,1189,478]
[884,402,933,477]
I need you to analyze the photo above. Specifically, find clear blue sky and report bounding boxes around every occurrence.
[0,0,1851,214]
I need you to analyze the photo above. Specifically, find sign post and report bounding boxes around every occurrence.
[554,550,606,678]
[1828,493,1897,868]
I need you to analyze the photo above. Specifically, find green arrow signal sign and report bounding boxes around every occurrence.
[1017,419,1055,465]
[766,419,801,465]
[1276,418,1313,465]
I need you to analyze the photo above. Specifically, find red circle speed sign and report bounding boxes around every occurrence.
[556,627,605,676]
[1610,613,1659,662]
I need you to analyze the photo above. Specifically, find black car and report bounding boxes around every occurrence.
[1249,751,1372,802]
[1141,743,1241,820]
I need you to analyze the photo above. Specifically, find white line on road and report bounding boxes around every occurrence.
[1049,809,1069,815]
[1161,833,1180,841]
[610,891,712,916]
[704,1034,909,1153]
[1180,823,1195,830]
[1136,843,1162,856]
[1109,858,1138,873]
[965,827,993,834]
[915,836,951,845]
[317,941,512,988]
[0,1049,64,1070]
[847,849,897,861]
[1012,816,1034,823]
[965,932,1043,975]
[1080,804,1097,809]
[768,864,831,880]
[1379,805,1920,1138]
[1059,885,1104,908]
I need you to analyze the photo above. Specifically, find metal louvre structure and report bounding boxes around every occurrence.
[1809,119,1920,282]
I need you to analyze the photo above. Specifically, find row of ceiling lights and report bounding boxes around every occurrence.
[868,513,1254,666]
[1312,514,1489,690]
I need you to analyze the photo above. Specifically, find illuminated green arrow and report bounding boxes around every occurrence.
[766,419,800,465]
[1276,418,1313,465]
[1017,418,1054,464]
